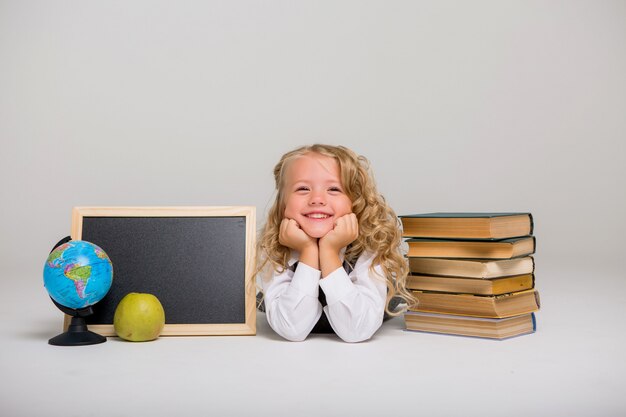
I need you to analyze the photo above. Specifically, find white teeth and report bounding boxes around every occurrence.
[307,213,330,219]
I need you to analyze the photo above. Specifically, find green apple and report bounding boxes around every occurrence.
[114,293,165,342]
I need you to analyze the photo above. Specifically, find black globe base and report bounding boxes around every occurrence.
[49,316,106,346]
[48,297,107,346]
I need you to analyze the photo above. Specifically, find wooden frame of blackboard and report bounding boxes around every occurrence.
[67,206,256,336]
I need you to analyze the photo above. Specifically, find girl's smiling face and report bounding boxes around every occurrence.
[282,153,353,239]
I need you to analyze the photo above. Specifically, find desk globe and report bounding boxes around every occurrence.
[43,238,113,346]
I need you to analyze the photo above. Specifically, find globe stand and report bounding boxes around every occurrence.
[48,297,107,346]
[47,236,106,346]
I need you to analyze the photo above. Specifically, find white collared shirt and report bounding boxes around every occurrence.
[259,250,387,342]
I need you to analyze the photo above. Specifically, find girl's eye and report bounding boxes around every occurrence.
[329,187,342,192]
[296,186,309,192]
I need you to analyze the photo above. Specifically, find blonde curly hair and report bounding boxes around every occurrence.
[256,144,416,315]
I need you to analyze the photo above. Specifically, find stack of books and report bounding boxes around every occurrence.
[399,213,539,340]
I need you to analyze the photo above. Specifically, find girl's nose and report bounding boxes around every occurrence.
[309,191,326,206]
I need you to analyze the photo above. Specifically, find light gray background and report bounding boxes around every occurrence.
[1,1,625,416]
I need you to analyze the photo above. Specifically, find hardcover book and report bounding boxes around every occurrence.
[410,289,540,318]
[399,213,533,240]
[406,236,536,259]
[404,311,536,340]
[406,273,534,296]
[408,256,535,279]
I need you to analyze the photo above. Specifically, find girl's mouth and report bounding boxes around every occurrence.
[304,213,332,219]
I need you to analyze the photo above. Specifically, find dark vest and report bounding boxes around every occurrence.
[302,261,353,334]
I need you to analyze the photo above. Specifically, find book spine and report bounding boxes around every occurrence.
[528,213,534,236]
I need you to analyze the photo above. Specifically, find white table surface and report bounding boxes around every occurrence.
[2,258,625,417]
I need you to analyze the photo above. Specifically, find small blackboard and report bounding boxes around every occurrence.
[68,207,256,336]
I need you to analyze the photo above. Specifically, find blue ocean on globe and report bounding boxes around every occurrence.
[43,240,113,309]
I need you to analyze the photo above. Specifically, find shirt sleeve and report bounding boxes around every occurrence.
[261,262,323,342]
[319,251,387,343]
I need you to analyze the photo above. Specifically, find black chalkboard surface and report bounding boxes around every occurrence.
[68,207,256,336]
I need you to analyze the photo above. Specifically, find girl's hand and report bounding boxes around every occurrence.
[279,218,318,253]
[319,213,359,254]
[280,218,319,269]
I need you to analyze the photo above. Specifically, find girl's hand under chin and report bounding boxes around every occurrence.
[279,218,318,253]
[319,213,359,254]
[279,218,320,269]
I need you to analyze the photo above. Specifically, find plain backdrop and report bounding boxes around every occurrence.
[1,1,625,416]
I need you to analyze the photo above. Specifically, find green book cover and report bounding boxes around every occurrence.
[399,212,531,218]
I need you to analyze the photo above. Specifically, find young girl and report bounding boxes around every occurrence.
[256,144,415,342]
